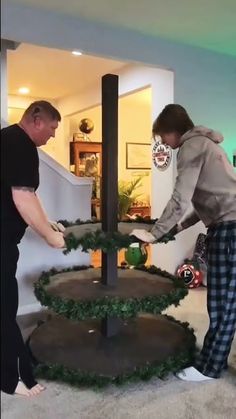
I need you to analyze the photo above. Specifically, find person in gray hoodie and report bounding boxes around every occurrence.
[131,104,236,382]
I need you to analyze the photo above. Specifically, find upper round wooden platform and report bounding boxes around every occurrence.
[46,268,173,300]
[64,221,152,239]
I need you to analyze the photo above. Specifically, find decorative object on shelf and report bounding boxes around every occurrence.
[84,154,99,177]
[79,118,94,141]
[73,118,94,142]
[124,242,148,267]
[69,141,102,184]
[152,140,172,171]
[73,132,84,142]
[126,143,151,169]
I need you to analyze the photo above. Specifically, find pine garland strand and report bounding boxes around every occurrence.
[30,315,196,388]
[34,265,188,321]
[61,218,175,254]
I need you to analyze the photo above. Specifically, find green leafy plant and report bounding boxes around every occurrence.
[118,177,143,220]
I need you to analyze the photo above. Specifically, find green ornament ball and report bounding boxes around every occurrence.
[125,243,148,266]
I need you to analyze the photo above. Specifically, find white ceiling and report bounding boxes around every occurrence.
[5,0,236,56]
[8,44,126,99]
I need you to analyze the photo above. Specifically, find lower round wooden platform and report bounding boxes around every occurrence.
[29,315,195,385]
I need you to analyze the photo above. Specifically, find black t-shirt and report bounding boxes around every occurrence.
[1,124,39,242]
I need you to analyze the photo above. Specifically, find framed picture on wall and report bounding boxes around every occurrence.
[126,142,151,169]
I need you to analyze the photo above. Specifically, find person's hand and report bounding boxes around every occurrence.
[175,224,184,234]
[49,221,66,233]
[150,224,181,244]
[45,230,65,248]
[130,229,156,243]
[158,234,174,244]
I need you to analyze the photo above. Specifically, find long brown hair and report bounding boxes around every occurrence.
[153,104,194,137]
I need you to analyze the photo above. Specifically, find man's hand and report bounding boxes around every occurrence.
[45,230,65,248]
[49,221,66,233]
[12,188,67,249]
[130,229,156,243]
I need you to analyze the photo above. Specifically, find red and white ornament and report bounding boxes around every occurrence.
[177,263,203,289]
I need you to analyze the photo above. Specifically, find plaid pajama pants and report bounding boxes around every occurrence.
[195,221,236,378]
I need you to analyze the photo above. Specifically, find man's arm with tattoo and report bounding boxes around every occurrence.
[12,187,65,248]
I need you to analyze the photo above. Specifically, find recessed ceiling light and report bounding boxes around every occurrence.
[18,87,30,95]
[72,50,82,56]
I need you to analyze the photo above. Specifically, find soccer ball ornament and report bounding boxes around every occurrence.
[125,243,148,267]
[176,260,203,289]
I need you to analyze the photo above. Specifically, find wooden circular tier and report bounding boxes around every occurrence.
[35,267,187,320]
[29,314,195,387]
[64,222,153,239]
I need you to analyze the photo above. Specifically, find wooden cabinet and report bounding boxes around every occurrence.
[70,141,102,177]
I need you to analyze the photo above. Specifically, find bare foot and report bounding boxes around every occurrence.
[15,381,31,397]
[15,381,45,397]
[28,383,45,396]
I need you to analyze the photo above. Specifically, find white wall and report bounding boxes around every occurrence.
[67,88,152,201]
[17,150,93,314]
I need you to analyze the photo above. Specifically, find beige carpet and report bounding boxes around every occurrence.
[1,289,236,419]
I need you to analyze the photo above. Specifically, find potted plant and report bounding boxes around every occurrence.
[118,177,143,220]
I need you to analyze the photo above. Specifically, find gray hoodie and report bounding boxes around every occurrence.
[151,126,236,239]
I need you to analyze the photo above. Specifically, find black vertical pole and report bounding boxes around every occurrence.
[101,74,118,287]
[101,74,120,337]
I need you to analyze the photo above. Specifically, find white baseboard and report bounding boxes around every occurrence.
[18,303,45,316]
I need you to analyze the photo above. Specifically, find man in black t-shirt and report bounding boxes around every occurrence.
[1,124,40,241]
[1,101,65,397]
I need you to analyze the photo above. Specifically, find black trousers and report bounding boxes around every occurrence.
[1,240,37,394]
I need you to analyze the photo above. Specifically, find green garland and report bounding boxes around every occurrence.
[34,265,188,321]
[64,230,132,254]
[32,315,195,389]
[61,218,175,254]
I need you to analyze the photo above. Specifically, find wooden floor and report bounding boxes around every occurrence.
[91,247,152,267]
